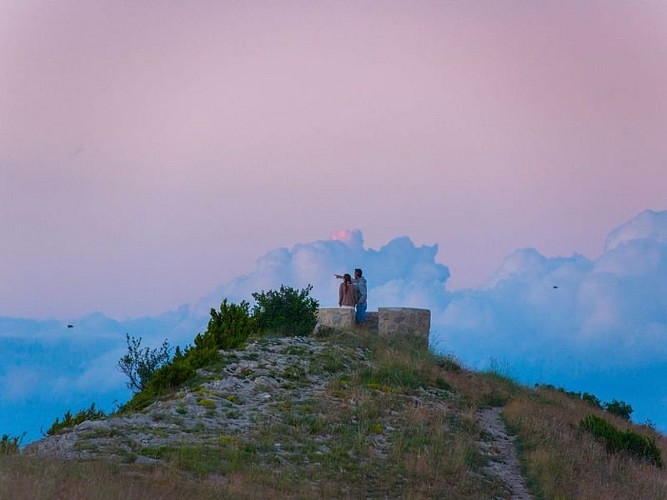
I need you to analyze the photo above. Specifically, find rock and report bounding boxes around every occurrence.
[317,308,355,329]
[26,336,364,463]
[76,420,108,432]
[378,307,430,347]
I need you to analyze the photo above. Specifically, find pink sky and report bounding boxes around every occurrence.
[1,1,666,319]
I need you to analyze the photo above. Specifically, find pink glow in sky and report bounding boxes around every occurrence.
[1,1,666,319]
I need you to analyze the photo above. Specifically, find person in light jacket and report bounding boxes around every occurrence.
[338,273,357,307]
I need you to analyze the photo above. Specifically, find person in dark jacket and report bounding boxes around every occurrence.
[353,268,367,324]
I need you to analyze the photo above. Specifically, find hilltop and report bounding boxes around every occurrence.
[3,326,665,499]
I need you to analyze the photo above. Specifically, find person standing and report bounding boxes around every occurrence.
[338,273,357,307]
[335,268,368,324]
[353,268,367,324]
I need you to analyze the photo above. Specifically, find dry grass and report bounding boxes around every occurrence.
[0,455,228,500]
[502,386,667,499]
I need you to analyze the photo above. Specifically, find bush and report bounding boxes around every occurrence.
[195,299,256,350]
[252,284,319,336]
[46,403,105,436]
[537,385,634,415]
[117,334,171,392]
[0,434,23,455]
[120,301,255,412]
[122,346,207,412]
[146,351,196,391]
[604,399,633,421]
[580,414,663,468]
[120,290,315,413]
[580,392,603,409]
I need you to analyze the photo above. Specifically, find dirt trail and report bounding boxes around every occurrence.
[478,406,533,500]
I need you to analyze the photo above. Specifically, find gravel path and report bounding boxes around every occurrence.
[478,406,533,500]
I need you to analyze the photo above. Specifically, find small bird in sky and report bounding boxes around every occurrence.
[67,324,74,328]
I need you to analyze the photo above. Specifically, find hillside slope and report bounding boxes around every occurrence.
[7,330,667,499]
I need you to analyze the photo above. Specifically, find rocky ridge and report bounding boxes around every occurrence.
[26,334,530,498]
[27,336,369,462]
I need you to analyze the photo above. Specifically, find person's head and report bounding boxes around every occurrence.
[343,273,352,283]
[354,268,363,279]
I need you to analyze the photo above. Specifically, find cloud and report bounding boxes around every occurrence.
[195,232,450,314]
[330,229,364,247]
[0,308,205,442]
[2,210,667,442]
[0,367,42,401]
[74,349,129,393]
[604,210,667,252]
[439,210,667,367]
[437,210,667,427]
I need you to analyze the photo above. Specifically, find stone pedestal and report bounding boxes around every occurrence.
[315,307,431,347]
[378,307,431,347]
[316,308,355,330]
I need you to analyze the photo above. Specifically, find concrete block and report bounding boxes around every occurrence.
[378,307,431,347]
[316,307,355,330]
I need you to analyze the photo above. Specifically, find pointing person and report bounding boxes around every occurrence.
[334,268,368,324]
[353,268,367,324]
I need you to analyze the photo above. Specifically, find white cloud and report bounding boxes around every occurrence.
[438,210,667,427]
[442,210,667,363]
[74,349,129,393]
[0,367,42,401]
[2,210,667,441]
[604,210,667,252]
[195,233,450,313]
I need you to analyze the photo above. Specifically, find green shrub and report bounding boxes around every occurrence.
[580,392,603,409]
[0,434,23,455]
[46,403,105,436]
[198,398,216,409]
[537,385,633,415]
[604,399,633,421]
[251,284,319,336]
[120,301,254,412]
[580,414,663,468]
[195,299,256,350]
[121,346,201,411]
[146,353,196,391]
[117,334,171,392]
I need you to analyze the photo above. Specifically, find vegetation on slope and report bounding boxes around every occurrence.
[502,385,666,498]
[118,285,316,413]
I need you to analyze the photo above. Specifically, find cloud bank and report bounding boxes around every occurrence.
[439,210,667,427]
[2,211,666,443]
[194,229,451,316]
[441,210,667,366]
[0,309,205,443]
